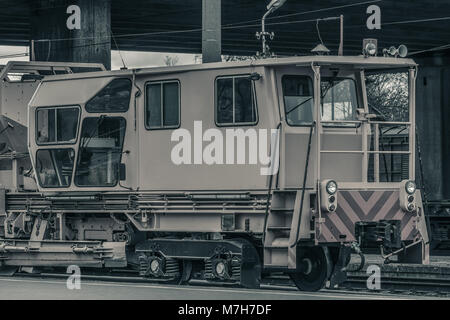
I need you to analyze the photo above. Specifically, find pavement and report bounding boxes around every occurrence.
[0,276,446,300]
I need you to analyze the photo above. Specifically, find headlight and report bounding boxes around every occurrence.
[365,42,377,56]
[405,181,416,195]
[326,180,337,195]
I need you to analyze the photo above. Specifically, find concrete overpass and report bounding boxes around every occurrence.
[1,0,450,67]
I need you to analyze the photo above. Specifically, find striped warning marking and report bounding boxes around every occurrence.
[317,190,417,243]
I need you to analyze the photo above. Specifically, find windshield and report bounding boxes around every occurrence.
[36,149,75,187]
[86,78,132,113]
[365,70,410,183]
[282,75,314,126]
[74,117,126,187]
[321,78,358,126]
[365,71,409,122]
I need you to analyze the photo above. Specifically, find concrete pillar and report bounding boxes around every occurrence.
[30,0,111,70]
[415,65,443,200]
[202,0,221,63]
[415,55,450,200]
[441,66,450,199]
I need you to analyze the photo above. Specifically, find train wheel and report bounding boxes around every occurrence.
[165,260,192,285]
[289,247,328,292]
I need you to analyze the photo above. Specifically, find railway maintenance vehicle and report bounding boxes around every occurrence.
[0,41,429,291]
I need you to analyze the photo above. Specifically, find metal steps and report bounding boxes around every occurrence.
[264,191,296,267]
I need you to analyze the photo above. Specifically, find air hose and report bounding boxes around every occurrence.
[343,242,365,272]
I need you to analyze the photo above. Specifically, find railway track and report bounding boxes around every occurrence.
[5,268,450,298]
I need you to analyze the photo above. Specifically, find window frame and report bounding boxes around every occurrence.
[214,74,259,127]
[35,148,75,188]
[144,79,181,130]
[35,105,81,146]
[85,78,132,113]
[320,77,360,128]
[74,116,127,188]
[281,74,315,127]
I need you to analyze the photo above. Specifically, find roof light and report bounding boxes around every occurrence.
[267,0,287,12]
[362,39,378,57]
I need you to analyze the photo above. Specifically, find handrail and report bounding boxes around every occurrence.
[320,120,411,125]
[369,121,411,125]
[291,121,316,248]
[262,122,282,245]
[320,120,361,124]
[319,150,411,154]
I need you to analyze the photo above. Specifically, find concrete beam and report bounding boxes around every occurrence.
[202,0,221,63]
[31,0,111,70]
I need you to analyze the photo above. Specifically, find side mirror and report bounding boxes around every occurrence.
[119,163,126,181]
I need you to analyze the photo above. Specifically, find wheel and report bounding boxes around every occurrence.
[289,247,328,292]
[165,260,192,285]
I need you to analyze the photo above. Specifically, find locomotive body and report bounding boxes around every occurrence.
[0,55,429,291]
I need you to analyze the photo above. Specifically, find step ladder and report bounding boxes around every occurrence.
[263,190,296,268]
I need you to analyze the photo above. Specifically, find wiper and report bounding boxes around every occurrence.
[80,115,106,151]
[286,97,313,115]
[367,103,388,121]
[321,76,342,98]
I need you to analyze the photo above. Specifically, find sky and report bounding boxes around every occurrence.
[0,45,198,69]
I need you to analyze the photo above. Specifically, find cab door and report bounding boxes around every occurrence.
[317,69,367,183]
[276,66,317,190]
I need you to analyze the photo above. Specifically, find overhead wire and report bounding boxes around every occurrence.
[1,2,449,57]
[223,0,382,27]
[409,43,450,56]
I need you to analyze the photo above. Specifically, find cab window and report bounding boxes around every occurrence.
[75,117,126,187]
[145,80,180,129]
[86,78,131,113]
[365,71,409,122]
[216,75,257,126]
[36,149,75,187]
[282,75,314,126]
[320,78,358,126]
[36,106,80,144]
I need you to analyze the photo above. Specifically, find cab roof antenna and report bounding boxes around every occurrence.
[256,0,287,58]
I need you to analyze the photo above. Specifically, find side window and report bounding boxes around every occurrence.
[216,75,257,126]
[145,80,180,129]
[36,106,80,144]
[282,75,314,126]
[86,78,131,113]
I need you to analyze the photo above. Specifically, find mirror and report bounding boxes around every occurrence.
[119,163,126,181]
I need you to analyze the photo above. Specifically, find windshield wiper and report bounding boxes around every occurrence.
[286,97,313,116]
[80,115,106,151]
[367,103,388,121]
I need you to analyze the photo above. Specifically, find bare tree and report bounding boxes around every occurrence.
[365,71,409,122]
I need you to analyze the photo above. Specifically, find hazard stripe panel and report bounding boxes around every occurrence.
[316,190,418,243]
